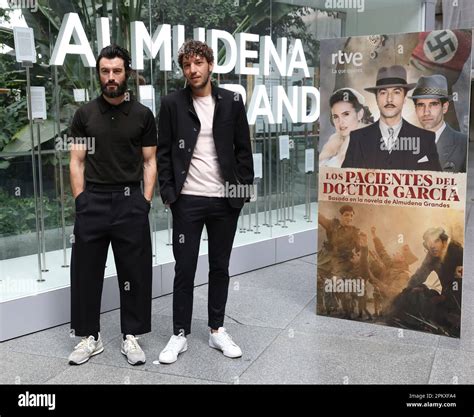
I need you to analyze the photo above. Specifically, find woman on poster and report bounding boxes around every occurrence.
[319,88,373,167]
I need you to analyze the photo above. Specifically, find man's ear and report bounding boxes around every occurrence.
[442,101,449,115]
[209,61,214,73]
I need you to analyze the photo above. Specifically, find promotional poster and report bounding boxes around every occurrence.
[317,30,471,337]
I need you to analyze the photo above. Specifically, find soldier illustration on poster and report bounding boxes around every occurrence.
[317,29,471,337]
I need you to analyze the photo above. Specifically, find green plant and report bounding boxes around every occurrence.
[0,189,75,236]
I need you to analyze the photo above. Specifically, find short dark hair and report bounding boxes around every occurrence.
[178,40,214,69]
[339,205,354,215]
[96,44,131,76]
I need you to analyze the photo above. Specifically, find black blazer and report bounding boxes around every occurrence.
[157,84,254,208]
[342,119,442,171]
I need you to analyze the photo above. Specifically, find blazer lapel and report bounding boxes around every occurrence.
[185,87,199,122]
[398,119,409,145]
[365,121,383,167]
[396,119,411,168]
[184,87,201,152]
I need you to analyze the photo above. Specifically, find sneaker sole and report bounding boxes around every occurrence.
[158,344,188,364]
[68,346,104,365]
[120,348,146,366]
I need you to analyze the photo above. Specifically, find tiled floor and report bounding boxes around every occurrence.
[0,233,473,384]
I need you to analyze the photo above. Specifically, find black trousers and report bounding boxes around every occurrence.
[170,195,241,335]
[70,183,152,337]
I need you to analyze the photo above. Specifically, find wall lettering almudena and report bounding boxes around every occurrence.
[48,12,320,125]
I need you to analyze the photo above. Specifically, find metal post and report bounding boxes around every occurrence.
[166,208,172,246]
[150,208,154,260]
[281,159,287,228]
[247,198,252,232]
[304,124,311,222]
[285,158,290,221]
[54,66,69,268]
[261,73,269,228]
[262,133,269,226]
[284,158,289,221]
[275,135,280,225]
[25,64,43,282]
[254,182,260,234]
[150,203,156,262]
[268,127,272,229]
[290,124,296,222]
[290,145,295,222]
[153,186,158,263]
[304,172,309,219]
[239,208,246,233]
[149,0,154,86]
[35,121,48,272]
[307,172,313,223]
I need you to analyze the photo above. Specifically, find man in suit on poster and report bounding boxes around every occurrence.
[410,74,467,172]
[342,65,442,171]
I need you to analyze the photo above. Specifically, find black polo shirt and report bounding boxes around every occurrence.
[69,95,157,184]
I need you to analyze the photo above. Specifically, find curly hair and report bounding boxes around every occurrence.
[178,40,214,69]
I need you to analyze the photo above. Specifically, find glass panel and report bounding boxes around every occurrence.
[0,0,322,300]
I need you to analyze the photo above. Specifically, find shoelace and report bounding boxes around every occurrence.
[124,336,141,352]
[217,329,237,347]
[164,335,185,352]
[74,336,96,353]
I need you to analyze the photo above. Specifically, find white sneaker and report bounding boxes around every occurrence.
[159,331,187,364]
[209,327,242,358]
[121,335,146,366]
[68,334,104,365]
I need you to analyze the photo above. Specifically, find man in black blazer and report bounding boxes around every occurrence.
[157,40,254,364]
[410,74,467,172]
[342,65,442,171]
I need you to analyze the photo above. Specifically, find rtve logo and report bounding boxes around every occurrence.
[331,50,363,66]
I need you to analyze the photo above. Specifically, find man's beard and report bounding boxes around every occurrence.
[188,71,211,90]
[101,79,128,98]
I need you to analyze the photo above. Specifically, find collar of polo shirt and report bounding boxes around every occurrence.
[98,94,133,115]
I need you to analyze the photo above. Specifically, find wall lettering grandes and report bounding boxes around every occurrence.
[48,13,320,125]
